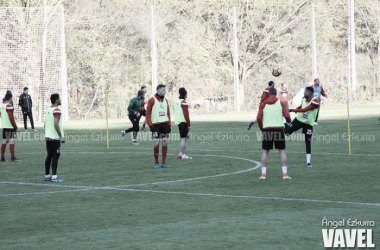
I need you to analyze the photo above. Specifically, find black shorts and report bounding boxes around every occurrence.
[178,122,189,139]
[2,128,17,140]
[262,129,286,150]
[46,139,61,156]
[285,118,313,136]
[151,123,171,139]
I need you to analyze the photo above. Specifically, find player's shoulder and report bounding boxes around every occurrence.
[53,108,61,113]
[311,98,320,105]
[263,87,270,92]
[6,104,14,109]
[181,99,188,106]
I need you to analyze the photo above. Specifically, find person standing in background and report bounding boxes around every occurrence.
[18,87,37,132]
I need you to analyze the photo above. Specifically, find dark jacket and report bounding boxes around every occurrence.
[19,93,33,112]
[127,96,143,116]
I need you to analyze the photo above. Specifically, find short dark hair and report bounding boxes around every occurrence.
[305,86,314,93]
[156,84,166,91]
[23,87,28,91]
[268,81,274,87]
[179,87,187,99]
[50,93,60,104]
[137,90,145,97]
[4,93,12,101]
[269,87,277,96]
[140,86,146,90]
[6,90,12,94]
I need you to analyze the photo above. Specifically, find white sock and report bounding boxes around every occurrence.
[179,152,183,155]
[306,154,311,164]
[45,175,50,178]
[52,175,57,179]
[261,166,267,175]
[282,166,287,174]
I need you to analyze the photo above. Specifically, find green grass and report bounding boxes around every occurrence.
[1,106,379,249]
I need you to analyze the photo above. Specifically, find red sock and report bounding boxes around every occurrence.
[10,144,15,158]
[1,144,6,158]
[154,146,159,163]
[162,146,168,163]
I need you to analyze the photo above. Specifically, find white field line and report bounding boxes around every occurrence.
[1,152,380,207]
[19,146,380,157]
[1,182,379,207]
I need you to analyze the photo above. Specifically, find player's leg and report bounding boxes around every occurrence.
[28,111,36,131]
[178,123,191,159]
[51,140,63,182]
[303,125,313,167]
[140,109,147,131]
[9,137,20,162]
[285,118,302,135]
[161,124,170,168]
[315,106,320,124]
[274,129,290,179]
[260,130,273,179]
[23,111,28,131]
[1,130,9,161]
[260,150,269,179]
[152,125,160,168]
[131,116,140,145]
[45,140,53,181]
[121,115,136,137]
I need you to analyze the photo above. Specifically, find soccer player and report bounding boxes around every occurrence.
[286,86,320,168]
[121,90,145,145]
[1,92,21,162]
[140,86,148,131]
[44,93,65,182]
[256,88,291,180]
[146,84,171,168]
[278,83,290,109]
[18,87,37,132]
[248,81,275,130]
[175,87,191,160]
[312,78,327,125]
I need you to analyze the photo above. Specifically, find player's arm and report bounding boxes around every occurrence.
[181,100,191,127]
[18,95,23,107]
[146,98,154,127]
[53,108,64,142]
[166,98,171,127]
[256,103,265,131]
[281,102,291,123]
[291,99,319,113]
[259,90,269,104]
[6,105,18,131]
[321,86,327,98]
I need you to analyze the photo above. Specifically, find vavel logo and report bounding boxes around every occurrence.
[322,217,376,248]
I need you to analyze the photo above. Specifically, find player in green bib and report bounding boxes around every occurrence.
[286,86,320,167]
[256,88,292,180]
[175,88,191,160]
[146,84,172,169]
[1,92,21,162]
[44,94,65,182]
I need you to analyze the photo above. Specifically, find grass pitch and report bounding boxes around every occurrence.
[0,106,379,249]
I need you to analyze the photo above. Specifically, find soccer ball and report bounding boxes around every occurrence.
[272,68,282,77]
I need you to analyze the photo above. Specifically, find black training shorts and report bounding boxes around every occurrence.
[151,123,171,139]
[178,122,189,139]
[2,128,17,140]
[262,129,286,150]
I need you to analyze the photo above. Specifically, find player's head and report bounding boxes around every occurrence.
[156,84,166,96]
[23,87,28,94]
[304,86,314,98]
[140,86,147,93]
[314,78,320,85]
[269,87,277,96]
[4,92,12,102]
[6,90,12,94]
[281,82,286,88]
[179,87,187,99]
[137,90,145,99]
[268,81,275,88]
[50,93,61,105]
